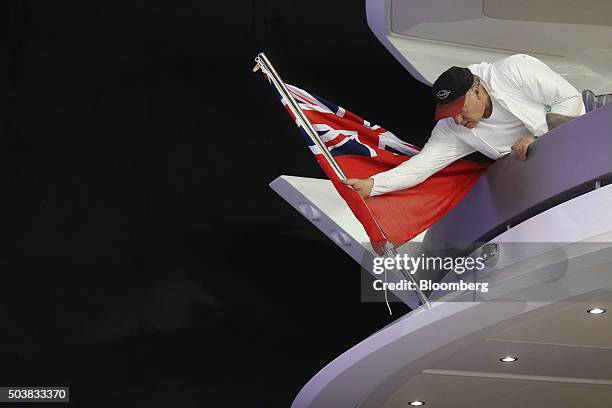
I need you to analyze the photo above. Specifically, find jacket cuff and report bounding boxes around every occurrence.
[370,175,385,197]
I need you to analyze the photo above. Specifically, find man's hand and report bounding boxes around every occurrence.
[342,178,374,198]
[511,136,536,160]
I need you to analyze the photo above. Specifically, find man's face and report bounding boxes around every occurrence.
[452,86,486,129]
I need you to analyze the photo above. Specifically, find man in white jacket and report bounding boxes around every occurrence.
[343,54,585,198]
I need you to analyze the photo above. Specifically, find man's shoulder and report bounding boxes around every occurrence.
[468,54,544,73]
[492,54,548,80]
[470,54,537,92]
[497,54,540,65]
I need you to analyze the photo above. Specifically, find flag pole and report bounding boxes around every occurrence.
[254,52,430,310]
[254,53,346,181]
[383,243,431,310]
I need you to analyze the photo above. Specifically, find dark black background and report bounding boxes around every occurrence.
[3,1,436,406]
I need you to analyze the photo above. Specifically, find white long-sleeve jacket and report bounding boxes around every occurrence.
[370,54,585,196]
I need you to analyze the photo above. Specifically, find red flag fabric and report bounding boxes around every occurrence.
[274,83,489,251]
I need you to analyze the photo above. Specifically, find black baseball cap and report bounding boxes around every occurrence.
[432,67,474,120]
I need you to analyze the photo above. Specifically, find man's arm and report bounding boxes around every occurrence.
[356,120,475,196]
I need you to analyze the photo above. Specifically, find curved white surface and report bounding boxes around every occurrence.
[366,0,612,92]
[291,184,612,407]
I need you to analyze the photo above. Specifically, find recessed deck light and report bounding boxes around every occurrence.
[409,401,425,406]
[587,307,606,314]
[500,356,518,362]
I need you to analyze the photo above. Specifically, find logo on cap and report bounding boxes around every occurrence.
[436,89,451,100]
